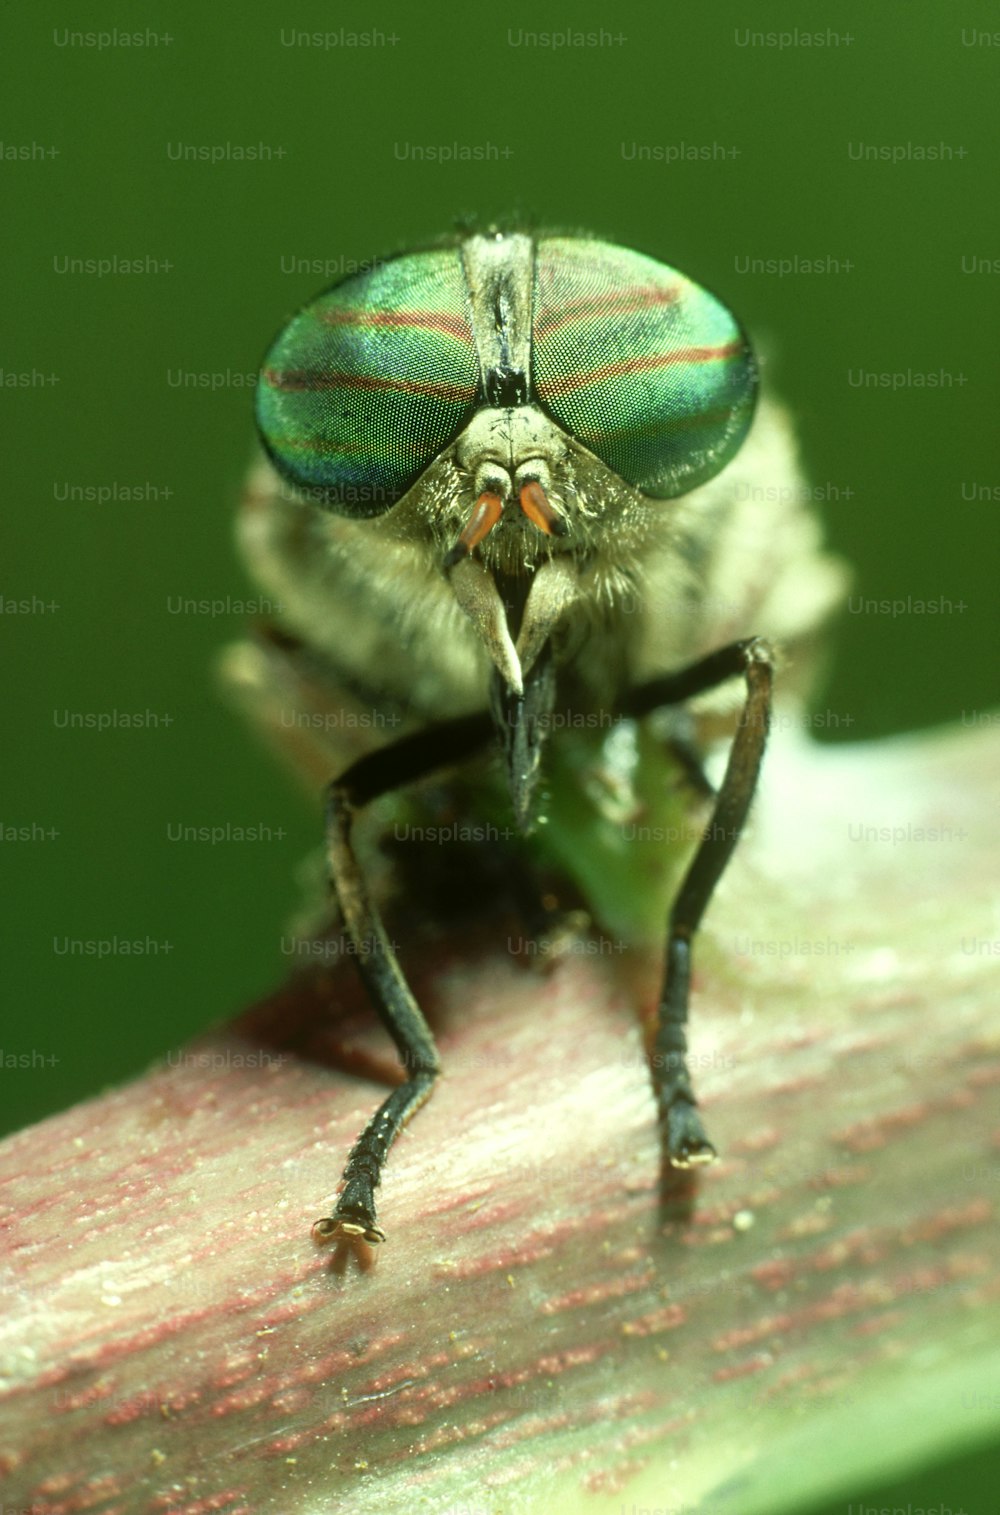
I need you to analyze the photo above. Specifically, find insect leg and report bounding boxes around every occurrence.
[663,725,717,802]
[623,639,774,1166]
[313,712,493,1245]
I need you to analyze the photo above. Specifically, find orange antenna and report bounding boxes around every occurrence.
[519,480,567,537]
[443,491,504,568]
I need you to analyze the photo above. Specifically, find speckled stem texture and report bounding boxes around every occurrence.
[1,722,998,1515]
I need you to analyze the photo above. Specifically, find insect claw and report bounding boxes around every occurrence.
[662,1102,718,1169]
[312,1214,386,1246]
[669,1146,718,1170]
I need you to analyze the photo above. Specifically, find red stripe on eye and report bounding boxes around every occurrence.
[268,432,433,459]
[264,368,476,403]
[533,283,684,337]
[535,342,745,396]
[316,308,476,342]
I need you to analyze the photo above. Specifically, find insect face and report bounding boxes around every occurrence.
[255,232,758,704]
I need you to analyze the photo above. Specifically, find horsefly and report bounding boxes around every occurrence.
[223,226,847,1244]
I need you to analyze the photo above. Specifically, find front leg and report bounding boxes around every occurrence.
[312,714,492,1245]
[623,638,775,1166]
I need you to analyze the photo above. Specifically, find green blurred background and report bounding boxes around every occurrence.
[2,2,997,1507]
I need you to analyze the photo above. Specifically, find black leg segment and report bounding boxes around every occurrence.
[626,638,775,1168]
[312,711,492,1246]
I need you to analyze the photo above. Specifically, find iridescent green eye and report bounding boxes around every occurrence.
[256,234,756,516]
[255,249,480,515]
[532,238,757,499]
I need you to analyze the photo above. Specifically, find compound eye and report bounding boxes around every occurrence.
[532,238,757,499]
[255,249,480,516]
